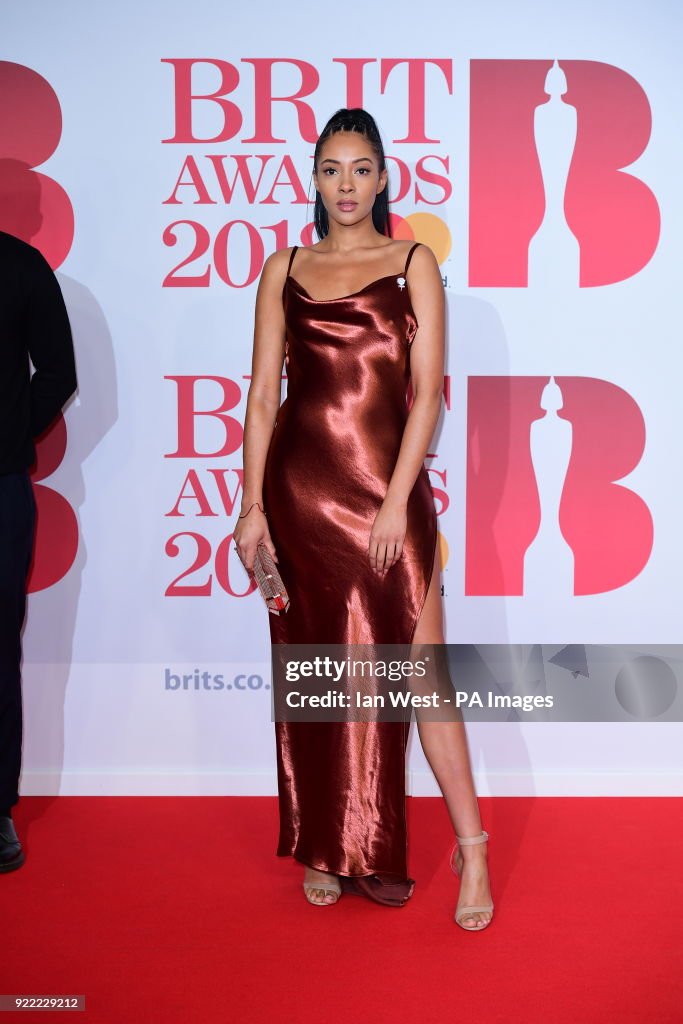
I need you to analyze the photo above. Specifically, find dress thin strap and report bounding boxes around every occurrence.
[286,245,299,277]
[404,241,421,276]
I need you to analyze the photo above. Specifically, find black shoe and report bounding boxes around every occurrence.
[0,816,25,873]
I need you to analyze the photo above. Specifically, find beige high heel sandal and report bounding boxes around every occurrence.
[303,870,342,906]
[450,829,494,931]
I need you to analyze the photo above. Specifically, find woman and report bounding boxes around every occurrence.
[234,108,493,930]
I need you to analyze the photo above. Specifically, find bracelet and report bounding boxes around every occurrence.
[238,501,267,518]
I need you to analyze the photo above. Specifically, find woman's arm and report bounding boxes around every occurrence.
[234,248,290,571]
[369,243,444,574]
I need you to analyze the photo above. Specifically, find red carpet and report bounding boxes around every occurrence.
[2,797,681,1022]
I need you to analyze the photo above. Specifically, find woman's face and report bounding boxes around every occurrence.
[313,130,387,229]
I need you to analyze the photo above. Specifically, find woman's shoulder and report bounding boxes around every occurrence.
[386,238,433,271]
[265,244,297,271]
[376,238,420,256]
[402,238,438,273]
[259,245,301,291]
[400,240,443,305]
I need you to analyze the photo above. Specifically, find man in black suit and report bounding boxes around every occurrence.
[0,229,77,872]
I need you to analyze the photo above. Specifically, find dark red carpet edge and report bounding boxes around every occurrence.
[1,797,681,1023]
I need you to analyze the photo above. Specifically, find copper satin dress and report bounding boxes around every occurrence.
[262,241,437,880]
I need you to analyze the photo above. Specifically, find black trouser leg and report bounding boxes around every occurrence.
[0,471,36,813]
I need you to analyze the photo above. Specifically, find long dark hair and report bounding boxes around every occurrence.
[312,108,391,240]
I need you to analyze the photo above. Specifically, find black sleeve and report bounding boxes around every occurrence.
[25,247,78,438]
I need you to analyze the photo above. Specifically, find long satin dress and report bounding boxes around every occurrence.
[262,240,438,881]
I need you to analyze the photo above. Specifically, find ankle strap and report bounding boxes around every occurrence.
[455,829,489,845]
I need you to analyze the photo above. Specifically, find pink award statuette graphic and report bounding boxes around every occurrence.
[469,59,660,287]
[465,376,653,596]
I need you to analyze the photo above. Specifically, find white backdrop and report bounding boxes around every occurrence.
[2,0,681,797]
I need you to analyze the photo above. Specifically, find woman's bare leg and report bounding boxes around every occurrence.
[411,540,493,927]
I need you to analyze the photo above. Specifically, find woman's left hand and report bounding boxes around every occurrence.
[368,496,407,576]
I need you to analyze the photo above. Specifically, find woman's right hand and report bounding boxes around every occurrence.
[234,503,278,574]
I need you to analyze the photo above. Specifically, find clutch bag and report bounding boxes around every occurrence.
[253,542,290,615]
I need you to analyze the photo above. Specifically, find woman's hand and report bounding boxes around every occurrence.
[234,503,277,574]
[368,496,407,576]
